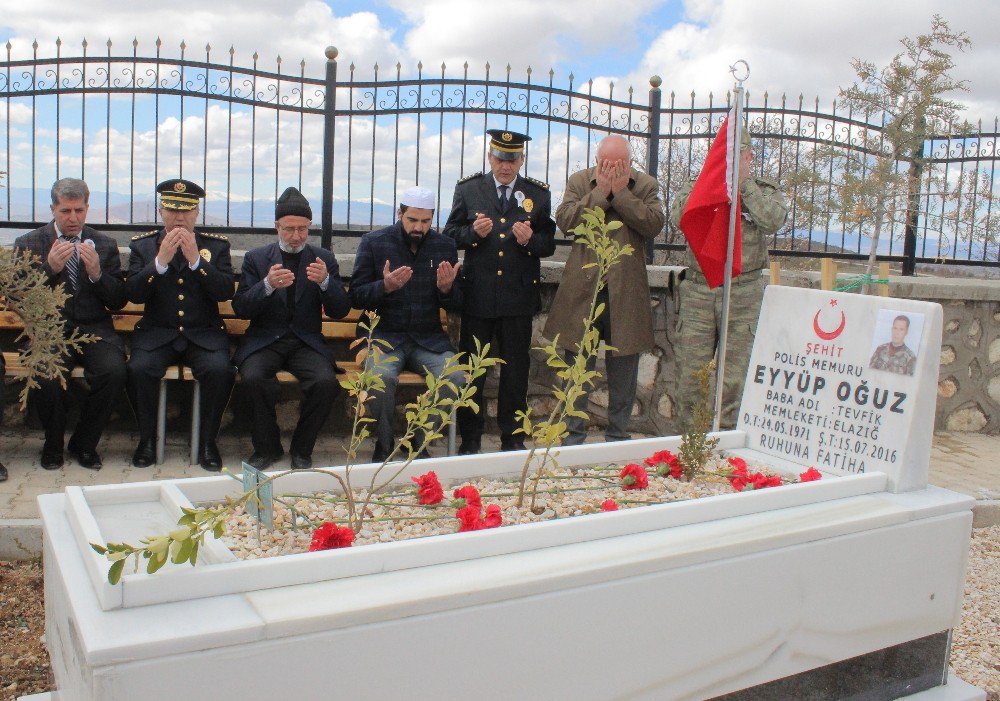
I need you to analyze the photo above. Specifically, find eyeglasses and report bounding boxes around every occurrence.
[279,225,310,234]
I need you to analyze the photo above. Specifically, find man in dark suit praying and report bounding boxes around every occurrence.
[14,178,128,470]
[232,187,352,470]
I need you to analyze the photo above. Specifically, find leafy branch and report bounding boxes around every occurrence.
[514,206,633,509]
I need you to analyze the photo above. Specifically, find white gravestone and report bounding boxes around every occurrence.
[738,286,941,492]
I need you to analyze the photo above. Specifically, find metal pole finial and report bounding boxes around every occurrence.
[729,60,750,85]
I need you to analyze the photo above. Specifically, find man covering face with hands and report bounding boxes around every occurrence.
[232,187,352,470]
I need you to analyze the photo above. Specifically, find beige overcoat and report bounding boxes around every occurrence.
[544,166,665,356]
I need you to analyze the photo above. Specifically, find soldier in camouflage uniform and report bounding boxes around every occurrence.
[669,135,788,429]
[869,315,917,376]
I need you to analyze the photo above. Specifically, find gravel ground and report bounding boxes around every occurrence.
[1,527,997,700]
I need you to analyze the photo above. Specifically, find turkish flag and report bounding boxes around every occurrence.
[680,109,742,289]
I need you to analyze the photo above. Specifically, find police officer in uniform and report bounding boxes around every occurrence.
[443,129,556,453]
[126,179,236,470]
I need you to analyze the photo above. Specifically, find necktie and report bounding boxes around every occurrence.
[499,184,509,209]
[62,235,80,292]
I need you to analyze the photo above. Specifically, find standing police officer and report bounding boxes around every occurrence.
[443,130,556,453]
[126,179,236,470]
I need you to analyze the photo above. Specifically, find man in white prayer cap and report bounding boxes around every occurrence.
[349,186,465,462]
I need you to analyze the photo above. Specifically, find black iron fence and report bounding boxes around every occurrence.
[1,39,998,269]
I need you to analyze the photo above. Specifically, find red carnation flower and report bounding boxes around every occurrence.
[456,505,484,532]
[727,456,748,472]
[308,522,355,551]
[619,463,649,490]
[483,504,503,529]
[645,449,682,478]
[799,467,822,482]
[412,470,445,505]
[452,485,482,511]
[601,499,619,512]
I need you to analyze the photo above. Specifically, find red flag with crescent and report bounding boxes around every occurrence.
[680,109,742,289]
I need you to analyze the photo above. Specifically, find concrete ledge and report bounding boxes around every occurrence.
[972,500,1000,529]
[0,518,42,560]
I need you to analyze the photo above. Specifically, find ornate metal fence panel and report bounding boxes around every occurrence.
[1,39,997,268]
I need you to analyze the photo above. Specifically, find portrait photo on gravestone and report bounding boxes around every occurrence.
[868,309,923,377]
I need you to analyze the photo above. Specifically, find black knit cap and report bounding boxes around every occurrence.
[275,187,312,220]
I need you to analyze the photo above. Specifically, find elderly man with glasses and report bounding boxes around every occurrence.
[232,187,352,470]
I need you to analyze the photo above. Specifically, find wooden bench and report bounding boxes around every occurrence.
[1,301,456,464]
[178,303,455,464]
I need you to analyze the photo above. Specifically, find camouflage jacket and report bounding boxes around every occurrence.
[669,175,787,280]
[869,342,916,376]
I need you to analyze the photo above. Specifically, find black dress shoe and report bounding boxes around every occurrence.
[0,462,7,482]
[371,442,390,463]
[132,439,156,468]
[68,444,102,470]
[457,440,481,456]
[246,451,282,471]
[40,451,64,470]
[500,439,526,452]
[290,454,312,470]
[199,441,223,472]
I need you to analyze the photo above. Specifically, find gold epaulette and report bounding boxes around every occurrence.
[457,172,483,185]
[199,231,229,241]
[524,176,549,190]
[131,229,158,241]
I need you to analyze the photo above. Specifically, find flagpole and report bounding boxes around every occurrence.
[712,60,749,433]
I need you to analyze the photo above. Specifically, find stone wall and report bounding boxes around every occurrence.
[516,263,1000,437]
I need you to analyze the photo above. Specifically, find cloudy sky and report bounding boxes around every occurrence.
[1,0,998,225]
[3,0,996,115]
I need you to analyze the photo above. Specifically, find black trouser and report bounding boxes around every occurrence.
[128,339,236,445]
[34,339,127,453]
[457,314,532,444]
[238,336,339,457]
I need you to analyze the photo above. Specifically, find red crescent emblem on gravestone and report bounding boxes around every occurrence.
[813,305,846,340]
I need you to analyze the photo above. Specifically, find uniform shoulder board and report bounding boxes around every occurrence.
[131,229,158,241]
[200,231,229,241]
[524,176,549,190]
[755,175,781,191]
[457,172,482,185]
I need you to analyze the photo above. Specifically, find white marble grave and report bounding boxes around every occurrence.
[35,288,984,700]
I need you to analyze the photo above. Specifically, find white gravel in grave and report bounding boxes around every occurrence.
[220,455,742,560]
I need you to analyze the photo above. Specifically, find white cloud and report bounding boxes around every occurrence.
[0,0,401,77]
[387,0,662,73]
[629,1,1000,123]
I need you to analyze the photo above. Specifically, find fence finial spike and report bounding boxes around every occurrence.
[5,41,11,51]
[527,65,532,75]
[55,36,61,47]
[179,40,186,51]
[156,37,162,48]
[276,55,282,65]
[549,67,554,77]
[568,72,574,81]
[229,46,235,55]
[253,51,259,62]
[32,39,38,51]
[325,46,338,60]
[81,37,88,49]
[441,61,446,70]
[205,43,211,52]
[417,60,423,70]
[107,38,112,49]
[485,61,490,71]
[132,37,138,48]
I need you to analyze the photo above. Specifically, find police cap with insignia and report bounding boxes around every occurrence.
[157,178,205,211]
[487,129,530,161]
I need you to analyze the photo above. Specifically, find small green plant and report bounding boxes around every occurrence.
[91,311,498,583]
[514,206,633,508]
[0,246,94,405]
[678,360,720,478]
